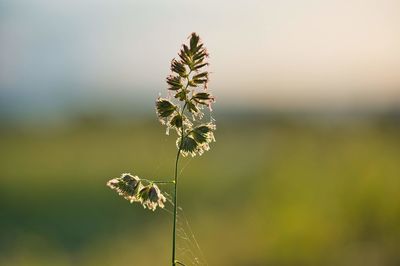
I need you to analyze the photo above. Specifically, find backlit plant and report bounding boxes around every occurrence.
[107,33,215,266]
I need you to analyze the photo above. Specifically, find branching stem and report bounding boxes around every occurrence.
[141,179,174,185]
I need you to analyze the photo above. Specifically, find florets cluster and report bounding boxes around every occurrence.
[156,33,216,157]
[107,173,166,211]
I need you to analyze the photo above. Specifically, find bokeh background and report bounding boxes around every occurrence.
[1,1,400,265]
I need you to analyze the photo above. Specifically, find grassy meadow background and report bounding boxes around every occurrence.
[1,1,400,265]
[1,112,399,265]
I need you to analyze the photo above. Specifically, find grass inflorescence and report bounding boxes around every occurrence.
[106,33,215,266]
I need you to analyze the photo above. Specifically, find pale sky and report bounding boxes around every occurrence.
[1,0,399,115]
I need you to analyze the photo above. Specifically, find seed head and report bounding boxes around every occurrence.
[107,173,143,203]
[139,184,166,211]
[156,32,216,157]
[107,173,167,210]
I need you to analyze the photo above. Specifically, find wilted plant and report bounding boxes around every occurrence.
[107,33,215,266]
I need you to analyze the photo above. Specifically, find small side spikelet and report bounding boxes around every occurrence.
[177,123,216,157]
[156,98,177,118]
[139,184,167,211]
[107,173,166,211]
[107,173,142,203]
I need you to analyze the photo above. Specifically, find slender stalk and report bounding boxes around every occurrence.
[144,180,174,185]
[152,181,175,184]
[172,73,191,265]
[172,104,188,265]
[172,145,181,266]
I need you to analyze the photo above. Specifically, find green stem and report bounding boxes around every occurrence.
[172,144,181,266]
[172,102,187,266]
[152,181,175,185]
[172,72,191,266]
[141,179,174,185]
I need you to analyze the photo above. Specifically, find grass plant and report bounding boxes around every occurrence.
[107,33,215,266]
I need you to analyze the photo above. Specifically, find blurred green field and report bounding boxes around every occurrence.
[1,116,399,266]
